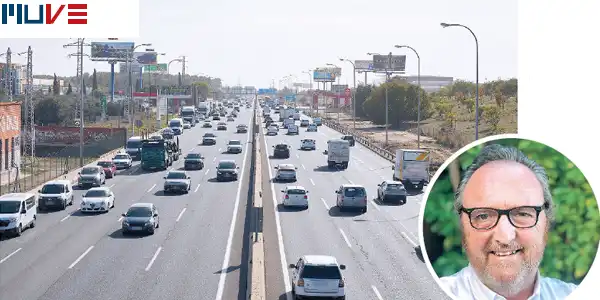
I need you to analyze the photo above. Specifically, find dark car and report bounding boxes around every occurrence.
[341,135,355,146]
[184,153,205,170]
[216,160,239,181]
[213,115,221,121]
[273,143,290,158]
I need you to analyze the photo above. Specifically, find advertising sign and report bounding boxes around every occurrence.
[90,42,134,61]
[144,64,168,73]
[372,55,406,72]
[313,69,336,82]
[355,60,374,71]
[135,52,157,65]
[331,84,349,94]
[119,62,142,73]
[258,88,277,95]
[293,83,311,88]
[285,94,296,101]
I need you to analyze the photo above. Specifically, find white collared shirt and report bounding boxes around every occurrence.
[440,264,577,300]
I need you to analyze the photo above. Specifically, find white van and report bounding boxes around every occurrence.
[38,180,74,211]
[0,192,37,236]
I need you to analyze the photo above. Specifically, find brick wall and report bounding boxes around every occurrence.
[0,102,22,180]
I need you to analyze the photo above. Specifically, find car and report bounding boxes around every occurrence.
[220,112,226,117]
[112,153,132,169]
[78,166,106,188]
[97,160,117,178]
[184,152,205,170]
[313,117,322,126]
[267,125,278,135]
[237,124,248,133]
[274,164,297,182]
[203,121,213,128]
[121,203,159,235]
[0,192,37,236]
[217,122,227,130]
[341,135,355,146]
[300,139,316,150]
[202,133,217,145]
[335,184,368,212]
[216,160,239,181]
[227,140,243,154]
[273,143,290,158]
[377,180,408,204]
[213,115,221,120]
[281,186,309,208]
[289,255,346,299]
[227,116,235,122]
[163,170,191,193]
[183,122,192,129]
[287,124,299,135]
[263,116,273,123]
[149,134,163,140]
[38,180,74,211]
[306,123,318,132]
[300,119,310,127]
[80,187,114,213]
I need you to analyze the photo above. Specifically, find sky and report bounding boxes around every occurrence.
[0,0,517,89]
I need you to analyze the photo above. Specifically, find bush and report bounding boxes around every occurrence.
[423,138,599,284]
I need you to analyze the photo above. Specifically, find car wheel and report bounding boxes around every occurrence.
[15,224,22,236]
[61,200,67,210]
[30,216,36,228]
[70,196,74,205]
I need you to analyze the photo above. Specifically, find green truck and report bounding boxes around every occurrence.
[141,139,171,170]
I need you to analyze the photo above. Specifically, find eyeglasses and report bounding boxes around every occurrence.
[459,204,548,230]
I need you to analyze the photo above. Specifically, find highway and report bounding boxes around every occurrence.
[0,105,254,300]
[261,110,450,300]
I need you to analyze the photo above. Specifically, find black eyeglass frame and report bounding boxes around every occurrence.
[458,203,549,230]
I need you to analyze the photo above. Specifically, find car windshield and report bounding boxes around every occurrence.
[41,184,65,194]
[344,187,366,197]
[166,172,187,179]
[169,120,182,127]
[81,167,98,175]
[0,201,21,214]
[204,133,216,137]
[97,161,112,167]
[126,207,152,217]
[228,141,241,145]
[286,189,306,195]
[186,153,202,159]
[218,162,236,169]
[275,145,288,150]
[301,265,341,279]
[343,136,354,141]
[126,140,142,148]
[85,189,109,197]
[114,154,129,160]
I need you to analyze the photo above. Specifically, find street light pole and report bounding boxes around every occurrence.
[441,22,479,140]
[395,45,422,148]
[340,58,356,130]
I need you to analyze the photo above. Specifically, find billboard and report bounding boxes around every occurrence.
[119,63,142,73]
[258,88,277,95]
[355,60,374,71]
[313,68,336,82]
[372,55,406,72]
[90,42,135,61]
[331,84,349,94]
[144,64,168,73]
[135,52,157,65]
[33,126,126,146]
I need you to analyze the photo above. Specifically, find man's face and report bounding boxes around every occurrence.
[461,160,548,294]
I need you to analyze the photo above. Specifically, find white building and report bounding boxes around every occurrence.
[31,78,66,95]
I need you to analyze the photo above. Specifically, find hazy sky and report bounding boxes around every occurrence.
[0,0,516,88]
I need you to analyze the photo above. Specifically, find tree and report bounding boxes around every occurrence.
[361,81,426,128]
[192,81,210,99]
[353,84,373,118]
[92,69,98,91]
[82,80,87,96]
[66,83,73,95]
[34,96,61,125]
[53,73,60,95]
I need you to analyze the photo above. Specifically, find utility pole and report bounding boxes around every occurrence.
[25,47,34,159]
[5,47,13,102]
[385,52,392,145]
[181,56,186,85]
[64,38,89,167]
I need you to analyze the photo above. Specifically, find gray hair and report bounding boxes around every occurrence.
[454,143,555,225]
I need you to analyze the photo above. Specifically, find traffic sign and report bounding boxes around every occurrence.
[285,94,296,101]
[345,88,351,97]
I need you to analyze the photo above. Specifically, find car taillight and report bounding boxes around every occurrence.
[339,279,345,287]
[285,195,289,199]
[303,195,308,199]
[297,279,304,287]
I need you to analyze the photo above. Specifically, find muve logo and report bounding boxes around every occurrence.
[1,3,87,25]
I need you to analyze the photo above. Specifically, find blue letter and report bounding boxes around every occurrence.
[24,4,43,24]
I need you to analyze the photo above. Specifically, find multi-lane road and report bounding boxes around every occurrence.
[0,106,254,300]
[261,110,450,300]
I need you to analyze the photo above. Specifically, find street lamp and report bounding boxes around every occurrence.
[395,45,422,149]
[339,58,356,130]
[441,22,480,140]
[167,57,183,75]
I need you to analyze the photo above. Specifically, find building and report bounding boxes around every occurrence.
[0,62,25,96]
[0,102,22,182]
[31,77,65,95]
[400,75,454,93]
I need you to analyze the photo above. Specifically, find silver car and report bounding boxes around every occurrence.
[274,164,297,182]
[163,170,191,193]
[121,203,159,235]
[335,184,368,212]
[78,166,106,188]
[377,180,408,204]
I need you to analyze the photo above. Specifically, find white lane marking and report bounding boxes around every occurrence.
[118,216,123,222]
[320,197,330,210]
[215,117,252,300]
[301,164,306,170]
[347,179,354,184]
[370,200,381,211]
[372,285,384,300]
[0,248,22,264]
[218,148,222,152]
[205,169,210,175]
[147,184,156,193]
[380,175,385,180]
[194,184,200,193]
[355,158,365,164]
[309,178,315,186]
[263,126,293,299]
[60,214,71,222]
[68,245,94,269]
[401,231,418,248]
[339,229,352,248]
[295,153,299,158]
[145,247,162,271]
[213,157,216,161]
[176,208,187,222]
[108,184,115,188]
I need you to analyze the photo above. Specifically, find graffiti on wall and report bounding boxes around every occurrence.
[33,126,127,146]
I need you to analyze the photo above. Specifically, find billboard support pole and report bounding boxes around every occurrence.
[110,61,115,104]
[79,39,85,167]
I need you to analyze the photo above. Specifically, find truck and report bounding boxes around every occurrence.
[197,102,209,118]
[392,149,430,190]
[160,129,181,161]
[280,107,295,122]
[140,139,171,171]
[324,139,350,169]
[180,106,197,126]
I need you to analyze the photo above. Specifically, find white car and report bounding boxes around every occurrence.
[287,124,299,135]
[300,119,310,127]
[80,187,115,213]
[267,125,278,135]
[306,123,317,132]
[281,186,309,208]
[289,255,346,299]
[112,153,132,169]
[275,164,297,182]
[227,140,243,153]
[183,122,192,129]
[300,139,316,150]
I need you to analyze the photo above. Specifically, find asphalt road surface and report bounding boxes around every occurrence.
[0,106,254,300]
[261,111,450,300]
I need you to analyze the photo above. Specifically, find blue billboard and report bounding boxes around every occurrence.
[285,94,296,101]
[313,70,335,82]
[258,88,277,95]
[90,42,135,61]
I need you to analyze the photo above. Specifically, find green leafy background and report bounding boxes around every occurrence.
[422,138,599,284]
